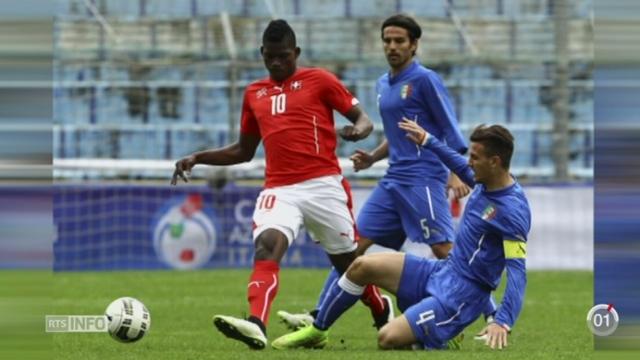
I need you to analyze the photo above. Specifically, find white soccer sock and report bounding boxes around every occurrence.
[337,274,365,296]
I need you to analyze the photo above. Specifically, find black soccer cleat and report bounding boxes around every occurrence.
[372,294,395,330]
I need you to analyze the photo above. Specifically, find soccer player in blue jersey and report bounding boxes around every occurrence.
[277,13,471,331]
[351,14,470,259]
[271,122,531,350]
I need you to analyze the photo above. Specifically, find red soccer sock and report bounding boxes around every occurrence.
[247,260,280,326]
[360,284,385,316]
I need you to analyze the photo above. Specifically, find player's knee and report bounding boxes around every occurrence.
[431,242,452,259]
[254,229,288,261]
[346,256,371,283]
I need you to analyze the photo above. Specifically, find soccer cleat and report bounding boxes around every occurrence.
[271,324,329,350]
[372,294,395,330]
[213,315,267,350]
[446,332,464,350]
[276,310,315,331]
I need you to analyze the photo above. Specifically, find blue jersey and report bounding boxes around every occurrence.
[424,136,531,329]
[377,60,467,185]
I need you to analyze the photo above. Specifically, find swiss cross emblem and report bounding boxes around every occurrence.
[291,81,302,91]
[256,87,268,99]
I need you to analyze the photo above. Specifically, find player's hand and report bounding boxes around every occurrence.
[339,125,366,141]
[481,323,508,350]
[349,149,374,172]
[398,118,429,145]
[171,155,197,185]
[447,173,471,199]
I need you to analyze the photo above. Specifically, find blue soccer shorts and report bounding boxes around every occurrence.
[357,180,454,250]
[397,254,489,349]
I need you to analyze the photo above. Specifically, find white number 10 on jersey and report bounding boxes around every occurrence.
[270,94,286,115]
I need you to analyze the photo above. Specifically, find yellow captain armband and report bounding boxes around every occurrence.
[503,240,527,259]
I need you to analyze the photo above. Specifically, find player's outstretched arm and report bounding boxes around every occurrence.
[482,254,526,350]
[171,133,261,185]
[339,105,373,142]
[350,139,389,172]
[494,256,527,331]
[398,119,475,187]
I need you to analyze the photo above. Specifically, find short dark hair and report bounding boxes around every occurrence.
[262,19,296,47]
[381,14,422,42]
[470,124,514,169]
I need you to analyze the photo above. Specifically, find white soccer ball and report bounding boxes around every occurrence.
[105,297,151,343]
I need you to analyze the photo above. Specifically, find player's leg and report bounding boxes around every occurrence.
[343,252,405,293]
[397,296,451,349]
[401,260,488,350]
[430,242,453,259]
[341,182,404,317]
[395,182,455,260]
[311,267,339,318]
[305,182,402,303]
[366,255,454,349]
[390,297,469,350]
[312,239,373,313]
[278,232,375,331]
[245,229,289,328]
[357,182,407,252]
[277,180,402,332]
[277,246,387,332]
[272,252,407,349]
[396,262,467,351]
[279,234,376,331]
[214,188,302,349]
[377,314,417,349]
[303,178,394,324]
[315,252,407,328]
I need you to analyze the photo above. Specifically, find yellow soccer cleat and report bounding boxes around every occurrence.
[271,324,328,350]
[276,310,314,331]
[446,332,464,350]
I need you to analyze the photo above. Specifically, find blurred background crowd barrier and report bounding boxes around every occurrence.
[1,0,598,270]
[5,0,640,354]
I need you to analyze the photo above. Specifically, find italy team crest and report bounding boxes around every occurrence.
[481,204,497,221]
[400,83,412,99]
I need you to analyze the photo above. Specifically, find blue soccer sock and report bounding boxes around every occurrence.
[314,267,340,313]
[313,274,364,330]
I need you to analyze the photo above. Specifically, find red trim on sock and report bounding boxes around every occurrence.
[247,260,280,325]
[361,284,385,316]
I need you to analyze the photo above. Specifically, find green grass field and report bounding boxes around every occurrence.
[46,269,594,359]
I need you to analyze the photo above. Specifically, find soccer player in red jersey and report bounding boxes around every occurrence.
[171,19,390,349]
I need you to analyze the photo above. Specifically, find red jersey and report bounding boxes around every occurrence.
[240,67,359,188]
